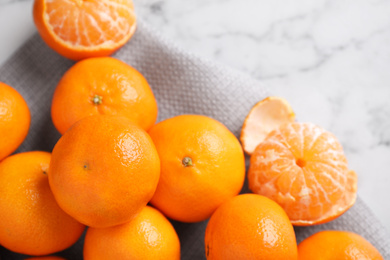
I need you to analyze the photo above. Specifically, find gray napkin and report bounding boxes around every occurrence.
[0,21,389,259]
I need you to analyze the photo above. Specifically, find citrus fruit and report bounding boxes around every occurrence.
[0,151,85,256]
[84,206,180,260]
[205,193,298,260]
[248,122,357,226]
[25,257,67,260]
[298,230,384,260]
[48,115,160,228]
[0,82,30,161]
[148,115,245,223]
[240,96,295,155]
[33,0,136,60]
[51,57,158,135]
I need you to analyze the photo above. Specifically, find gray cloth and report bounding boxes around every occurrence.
[0,21,389,259]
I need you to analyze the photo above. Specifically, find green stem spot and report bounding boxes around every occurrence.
[182,157,193,167]
[92,94,103,105]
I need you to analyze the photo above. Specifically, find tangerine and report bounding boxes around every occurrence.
[51,57,158,135]
[248,122,357,225]
[0,82,30,161]
[48,115,160,228]
[298,230,384,260]
[205,193,298,260]
[0,151,85,255]
[84,206,180,260]
[148,115,245,223]
[33,0,136,60]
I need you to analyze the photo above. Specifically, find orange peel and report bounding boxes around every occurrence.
[240,96,295,155]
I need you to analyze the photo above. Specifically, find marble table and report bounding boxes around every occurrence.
[1,0,389,232]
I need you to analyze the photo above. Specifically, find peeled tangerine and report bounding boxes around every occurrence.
[248,122,357,226]
[240,96,295,155]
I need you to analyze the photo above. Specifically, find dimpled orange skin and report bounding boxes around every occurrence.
[33,0,136,60]
[148,115,246,223]
[298,231,384,260]
[205,194,298,260]
[51,57,158,135]
[0,82,30,161]
[83,206,180,260]
[48,115,160,228]
[0,152,85,256]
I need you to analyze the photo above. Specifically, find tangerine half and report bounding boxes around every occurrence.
[33,0,137,60]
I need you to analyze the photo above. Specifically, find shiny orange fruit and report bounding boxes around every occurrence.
[84,206,180,260]
[248,122,357,225]
[240,96,295,155]
[48,115,160,228]
[205,194,298,260]
[33,0,136,60]
[148,115,245,223]
[0,152,85,255]
[51,57,158,135]
[0,82,30,161]
[298,231,384,260]
[25,257,67,260]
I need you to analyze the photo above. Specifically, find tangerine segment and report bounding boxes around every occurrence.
[48,115,160,228]
[51,57,158,134]
[298,231,384,260]
[248,122,357,226]
[0,152,85,256]
[83,206,180,260]
[240,96,295,155]
[33,0,136,60]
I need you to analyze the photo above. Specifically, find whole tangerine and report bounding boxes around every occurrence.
[298,230,384,260]
[51,57,158,135]
[0,151,85,256]
[48,115,160,228]
[25,257,67,260]
[205,193,298,260]
[84,206,180,260]
[0,82,30,161]
[148,115,245,223]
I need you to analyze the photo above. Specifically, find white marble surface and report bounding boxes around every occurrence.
[0,0,389,231]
